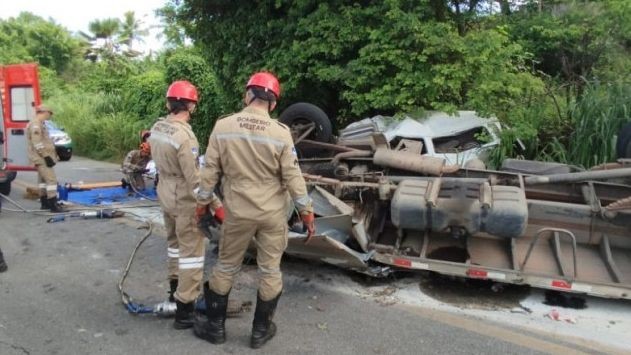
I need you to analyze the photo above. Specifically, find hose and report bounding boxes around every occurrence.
[127,174,158,202]
[1,191,158,313]
[117,213,155,314]
[2,190,248,317]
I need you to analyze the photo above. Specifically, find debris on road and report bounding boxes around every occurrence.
[509,305,533,315]
[546,309,577,324]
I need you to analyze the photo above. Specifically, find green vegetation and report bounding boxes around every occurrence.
[1,1,630,167]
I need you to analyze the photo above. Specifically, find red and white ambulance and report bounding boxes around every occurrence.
[0,63,41,195]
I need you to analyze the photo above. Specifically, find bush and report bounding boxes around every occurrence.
[120,69,167,120]
[46,90,147,161]
[165,48,230,145]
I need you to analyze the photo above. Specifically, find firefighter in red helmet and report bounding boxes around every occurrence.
[149,80,224,330]
[194,72,315,348]
[121,135,152,192]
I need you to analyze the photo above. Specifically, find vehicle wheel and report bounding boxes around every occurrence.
[0,181,11,196]
[280,102,332,157]
[58,151,72,161]
[616,122,631,159]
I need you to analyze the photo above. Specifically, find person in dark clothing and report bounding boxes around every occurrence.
[0,247,7,272]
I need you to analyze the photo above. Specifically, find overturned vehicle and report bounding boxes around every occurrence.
[277,103,631,301]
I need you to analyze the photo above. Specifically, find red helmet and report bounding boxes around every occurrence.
[140,142,151,154]
[246,72,281,98]
[166,80,199,102]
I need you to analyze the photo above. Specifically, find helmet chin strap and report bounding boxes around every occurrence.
[247,91,274,112]
[187,106,196,116]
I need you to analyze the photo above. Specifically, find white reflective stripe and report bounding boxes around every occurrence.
[411,261,429,270]
[571,283,592,292]
[168,248,179,253]
[149,132,181,149]
[216,133,286,148]
[179,256,204,270]
[46,185,58,192]
[168,252,179,258]
[179,262,204,270]
[197,189,213,200]
[293,195,312,210]
[38,184,47,188]
[179,256,204,264]
[168,248,179,258]
[486,271,506,280]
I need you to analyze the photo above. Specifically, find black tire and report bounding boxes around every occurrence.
[616,122,631,159]
[0,182,10,196]
[58,150,72,161]
[280,102,332,157]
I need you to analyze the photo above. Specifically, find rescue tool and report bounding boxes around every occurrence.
[46,209,125,223]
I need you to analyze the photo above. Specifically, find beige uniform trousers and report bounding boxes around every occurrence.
[210,215,288,301]
[164,211,205,303]
[125,173,145,190]
[36,165,58,198]
[160,176,205,304]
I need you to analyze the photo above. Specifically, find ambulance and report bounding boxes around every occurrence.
[0,63,41,196]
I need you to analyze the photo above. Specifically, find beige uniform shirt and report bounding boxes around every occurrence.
[197,106,312,221]
[26,120,58,165]
[149,117,221,213]
[121,150,151,174]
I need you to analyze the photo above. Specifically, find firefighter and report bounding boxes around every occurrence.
[121,141,152,192]
[149,80,224,330]
[194,72,315,348]
[0,246,7,273]
[27,105,64,212]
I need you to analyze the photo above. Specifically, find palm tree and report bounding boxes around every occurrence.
[118,11,149,53]
[80,18,121,61]
[89,18,121,39]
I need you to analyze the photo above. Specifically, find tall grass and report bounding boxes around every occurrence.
[489,82,631,169]
[47,91,152,161]
[565,82,631,168]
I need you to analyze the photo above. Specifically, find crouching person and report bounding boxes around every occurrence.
[121,141,152,192]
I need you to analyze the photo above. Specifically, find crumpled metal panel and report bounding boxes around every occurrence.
[286,214,370,270]
[310,186,354,217]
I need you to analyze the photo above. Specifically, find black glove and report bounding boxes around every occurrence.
[44,156,56,167]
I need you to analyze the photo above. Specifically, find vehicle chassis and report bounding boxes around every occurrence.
[286,153,631,300]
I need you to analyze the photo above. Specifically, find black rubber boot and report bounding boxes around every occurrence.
[168,279,178,303]
[47,197,65,213]
[0,248,7,273]
[193,283,229,344]
[250,291,281,349]
[40,197,49,210]
[173,300,195,329]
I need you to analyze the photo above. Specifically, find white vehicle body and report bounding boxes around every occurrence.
[339,111,501,166]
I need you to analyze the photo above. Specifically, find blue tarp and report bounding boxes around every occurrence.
[64,187,157,205]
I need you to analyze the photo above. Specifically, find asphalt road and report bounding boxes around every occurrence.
[0,157,620,354]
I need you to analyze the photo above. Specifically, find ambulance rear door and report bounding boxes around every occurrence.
[1,64,40,171]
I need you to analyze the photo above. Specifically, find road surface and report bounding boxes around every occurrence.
[0,156,627,354]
